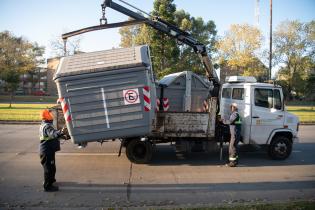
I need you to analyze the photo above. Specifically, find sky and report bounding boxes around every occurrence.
[1,0,314,63]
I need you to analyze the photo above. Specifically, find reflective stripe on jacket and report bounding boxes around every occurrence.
[39,122,60,141]
[39,121,61,155]
[234,113,242,125]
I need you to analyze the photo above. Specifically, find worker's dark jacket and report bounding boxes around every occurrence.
[39,121,61,155]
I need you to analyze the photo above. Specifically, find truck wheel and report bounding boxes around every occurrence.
[126,139,153,164]
[268,136,292,160]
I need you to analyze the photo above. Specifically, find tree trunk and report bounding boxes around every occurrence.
[9,90,13,108]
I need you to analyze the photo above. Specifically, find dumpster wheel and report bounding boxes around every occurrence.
[126,139,153,164]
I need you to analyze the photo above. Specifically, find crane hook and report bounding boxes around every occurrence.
[100,3,108,25]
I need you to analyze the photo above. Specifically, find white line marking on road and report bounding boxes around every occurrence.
[57,153,122,156]
[101,87,110,128]
[292,150,301,153]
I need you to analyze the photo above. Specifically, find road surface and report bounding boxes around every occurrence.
[0,124,314,209]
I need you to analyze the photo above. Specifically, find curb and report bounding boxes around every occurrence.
[300,122,315,125]
[0,121,40,125]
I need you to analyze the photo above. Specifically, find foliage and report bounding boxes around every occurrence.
[274,20,315,100]
[50,35,81,57]
[174,10,217,75]
[118,0,217,79]
[119,18,142,48]
[149,0,179,78]
[25,42,46,94]
[216,24,266,80]
[0,31,45,107]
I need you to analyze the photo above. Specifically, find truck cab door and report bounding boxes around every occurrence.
[250,88,284,144]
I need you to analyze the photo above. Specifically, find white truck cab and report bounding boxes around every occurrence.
[220,76,299,160]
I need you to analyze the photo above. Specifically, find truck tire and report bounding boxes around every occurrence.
[268,136,292,160]
[126,139,153,164]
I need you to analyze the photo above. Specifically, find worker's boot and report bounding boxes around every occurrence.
[43,180,59,192]
[225,161,237,167]
[44,184,59,192]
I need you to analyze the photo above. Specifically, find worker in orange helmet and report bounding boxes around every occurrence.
[39,109,63,192]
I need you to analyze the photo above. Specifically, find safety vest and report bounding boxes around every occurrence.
[231,112,242,125]
[235,114,242,125]
[39,123,55,141]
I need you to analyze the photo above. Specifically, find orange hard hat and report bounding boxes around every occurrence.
[40,109,53,121]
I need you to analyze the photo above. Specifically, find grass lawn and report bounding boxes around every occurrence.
[0,95,57,103]
[287,106,315,122]
[0,103,55,121]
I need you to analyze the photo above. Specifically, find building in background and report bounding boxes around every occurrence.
[18,68,48,95]
[47,57,61,96]
[0,68,48,95]
[0,57,61,96]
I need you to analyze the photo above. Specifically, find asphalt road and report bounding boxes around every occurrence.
[0,125,314,209]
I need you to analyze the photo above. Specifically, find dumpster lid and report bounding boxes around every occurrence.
[54,45,151,79]
[158,71,210,88]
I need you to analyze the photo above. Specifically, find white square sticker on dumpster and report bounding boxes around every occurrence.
[123,88,140,105]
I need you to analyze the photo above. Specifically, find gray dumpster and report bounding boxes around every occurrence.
[54,45,156,144]
[157,71,211,112]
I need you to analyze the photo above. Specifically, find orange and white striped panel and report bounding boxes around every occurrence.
[156,98,160,112]
[57,97,72,122]
[143,86,151,112]
[163,98,169,111]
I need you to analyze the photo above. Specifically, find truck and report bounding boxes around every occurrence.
[52,0,299,163]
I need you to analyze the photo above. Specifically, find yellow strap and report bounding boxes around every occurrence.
[40,136,54,141]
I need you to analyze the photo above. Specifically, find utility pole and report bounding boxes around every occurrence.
[269,0,273,80]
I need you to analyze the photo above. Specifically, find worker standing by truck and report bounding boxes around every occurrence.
[221,103,242,167]
[39,109,63,192]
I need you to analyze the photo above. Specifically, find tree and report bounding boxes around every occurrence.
[119,17,142,48]
[216,24,265,79]
[25,42,45,94]
[50,35,81,57]
[174,10,217,75]
[0,31,45,107]
[149,0,179,78]
[274,20,315,100]
[118,1,217,78]
[118,0,178,77]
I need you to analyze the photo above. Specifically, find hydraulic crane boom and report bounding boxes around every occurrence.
[103,0,220,96]
[61,0,220,96]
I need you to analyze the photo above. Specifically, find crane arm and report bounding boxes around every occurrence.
[61,0,220,96]
[104,0,220,94]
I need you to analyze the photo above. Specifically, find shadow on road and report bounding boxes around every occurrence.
[148,143,315,167]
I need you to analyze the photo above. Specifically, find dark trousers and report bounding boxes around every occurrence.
[40,152,56,189]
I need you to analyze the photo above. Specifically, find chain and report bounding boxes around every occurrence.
[100,3,107,25]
